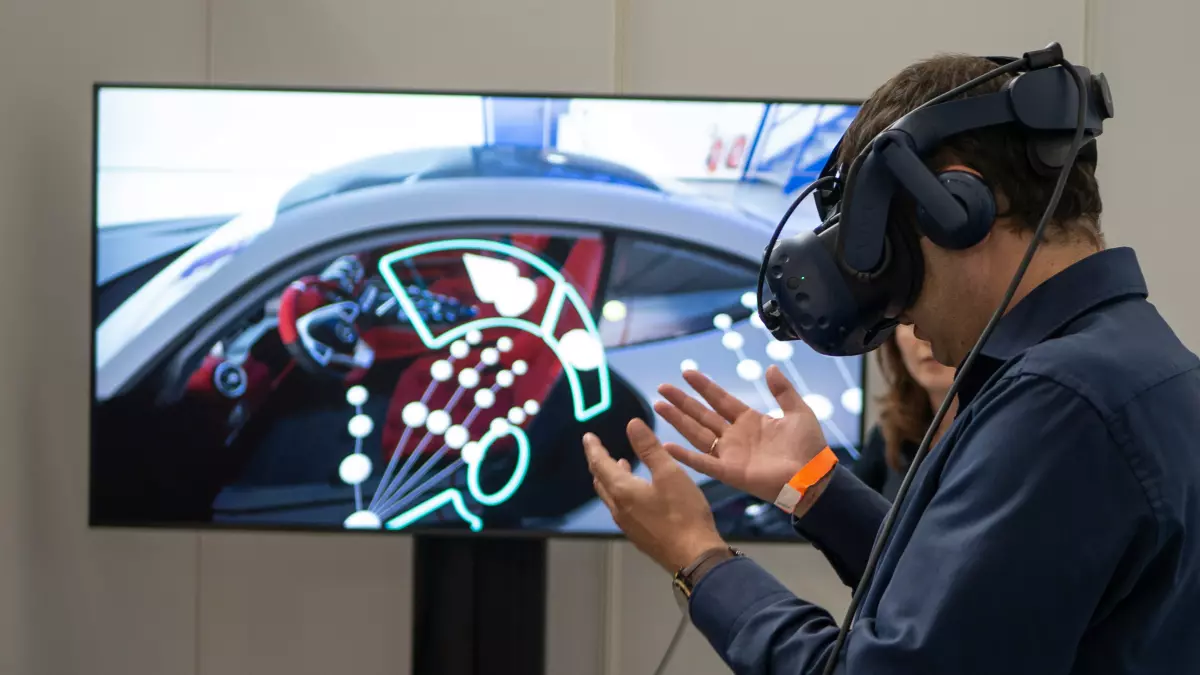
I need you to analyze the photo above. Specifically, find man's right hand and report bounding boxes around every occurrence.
[653,365,832,511]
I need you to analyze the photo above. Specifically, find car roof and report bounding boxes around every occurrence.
[96,177,774,399]
[277,145,666,213]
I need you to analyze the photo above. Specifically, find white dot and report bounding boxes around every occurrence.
[740,291,757,310]
[490,417,511,434]
[736,359,764,381]
[680,359,699,372]
[481,348,500,366]
[750,313,766,329]
[512,359,529,376]
[461,442,483,465]
[348,414,374,439]
[344,510,382,529]
[450,340,470,359]
[721,331,745,351]
[804,394,835,421]
[401,402,429,428]
[841,387,864,415]
[496,371,514,388]
[426,410,451,435]
[508,407,527,425]
[474,389,496,409]
[338,454,372,485]
[602,300,628,322]
[713,313,733,330]
[430,360,453,382]
[458,368,481,389]
[768,408,784,419]
[345,385,368,406]
[466,330,483,345]
[766,341,794,361]
[497,337,514,352]
[523,399,540,415]
[558,329,603,370]
[445,425,469,450]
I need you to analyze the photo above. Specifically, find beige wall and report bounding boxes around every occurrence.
[0,0,1191,673]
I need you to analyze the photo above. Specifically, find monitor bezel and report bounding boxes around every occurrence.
[88,82,866,542]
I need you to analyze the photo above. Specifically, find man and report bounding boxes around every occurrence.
[583,54,1200,674]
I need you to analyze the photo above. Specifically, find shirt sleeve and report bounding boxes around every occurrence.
[793,464,891,589]
[687,373,1153,675]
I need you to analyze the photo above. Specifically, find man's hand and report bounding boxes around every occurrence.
[584,419,726,572]
[654,365,830,508]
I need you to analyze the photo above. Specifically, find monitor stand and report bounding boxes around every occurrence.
[411,536,547,675]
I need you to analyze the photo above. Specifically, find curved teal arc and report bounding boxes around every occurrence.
[384,488,483,532]
[377,238,612,422]
[466,425,531,506]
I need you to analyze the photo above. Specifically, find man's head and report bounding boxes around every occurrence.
[839,54,1105,365]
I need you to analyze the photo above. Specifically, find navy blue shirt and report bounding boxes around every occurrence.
[689,248,1200,674]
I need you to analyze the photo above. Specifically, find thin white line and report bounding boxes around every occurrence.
[375,444,454,516]
[834,357,857,389]
[369,377,442,510]
[353,403,363,512]
[376,459,466,521]
[373,432,438,510]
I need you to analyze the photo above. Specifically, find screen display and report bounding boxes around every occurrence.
[91,87,863,539]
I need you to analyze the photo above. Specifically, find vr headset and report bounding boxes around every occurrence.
[757,43,1115,356]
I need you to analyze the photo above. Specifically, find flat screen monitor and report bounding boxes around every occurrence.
[91,85,863,539]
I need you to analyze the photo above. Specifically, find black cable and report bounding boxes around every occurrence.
[651,613,691,675]
[818,57,1090,675]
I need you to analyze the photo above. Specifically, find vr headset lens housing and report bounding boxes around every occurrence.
[759,53,1112,357]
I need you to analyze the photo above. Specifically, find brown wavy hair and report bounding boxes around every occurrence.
[877,334,934,473]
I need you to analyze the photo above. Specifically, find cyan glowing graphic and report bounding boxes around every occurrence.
[385,488,482,532]
[465,423,531,507]
[377,238,611,422]
[337,239,611,533]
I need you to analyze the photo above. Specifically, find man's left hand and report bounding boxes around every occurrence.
[584,419,726,572]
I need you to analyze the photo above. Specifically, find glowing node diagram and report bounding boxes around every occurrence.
[339,454,372,485]
[705,294,861,460]
[348,414,374,439]
[602,300,628,322]
[841,387,863,415]
[803,394,834,421]
[340,238,614,533]
[345,385,369,406]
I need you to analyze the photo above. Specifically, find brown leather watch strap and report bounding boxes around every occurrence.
[684,546,742,588]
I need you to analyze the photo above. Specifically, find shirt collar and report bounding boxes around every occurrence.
[954,247,1148,405]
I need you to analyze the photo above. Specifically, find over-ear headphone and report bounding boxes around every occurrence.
[916,164,996,250]
[755,43,1114,357]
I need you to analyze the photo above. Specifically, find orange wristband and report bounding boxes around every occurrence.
[773,447,838,514]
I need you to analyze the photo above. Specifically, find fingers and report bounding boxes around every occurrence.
[663,442,726,480]
[766,365,807,414]
[583,432,629,487]
[681,370,752,422]
[653,399,719,452]
[657,384,729,435]
[626,419,674,474]
[593,475,617,512]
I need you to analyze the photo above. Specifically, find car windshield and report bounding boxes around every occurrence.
[95,191,282,371]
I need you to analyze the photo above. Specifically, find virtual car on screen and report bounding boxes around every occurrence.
[92,145,862,536]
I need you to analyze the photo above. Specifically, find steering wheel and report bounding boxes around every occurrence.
[278,278,376,378]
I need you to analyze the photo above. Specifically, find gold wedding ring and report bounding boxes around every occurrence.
[709,437,720,454]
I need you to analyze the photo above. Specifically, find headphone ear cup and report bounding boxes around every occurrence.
[915,170,996,250]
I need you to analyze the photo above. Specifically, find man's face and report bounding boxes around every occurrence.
[901,236,993,368]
